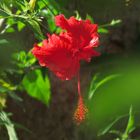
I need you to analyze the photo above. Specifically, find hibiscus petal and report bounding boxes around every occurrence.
[32,34,80,80]
[89,33,99,47]
[79,47,100,62]
[55,14,70,31]
[55,14,99,49]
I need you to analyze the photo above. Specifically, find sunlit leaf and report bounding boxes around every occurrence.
[22,69,51,105]
[12,50,36,68]
[110,19,122,26]
[75,11,82,20]
[37,1,46,9]
[0,93,7,109]
[26,51,36,66]
[0,3,12,16]
[5,27,15,33]
[0,79,17,91]
[0,111,18,140]
[99,19,122,29]
[29,0,36,11]
[17,21,25,31]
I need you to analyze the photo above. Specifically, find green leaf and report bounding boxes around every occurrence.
[0,3,12,17]
[0,39,9,45]
[42,0,60,15]
[5,27,15,33]
[121,106,135,140]
[0,86,8,93]
[110,19,122,26]
[98,114,127,136]
[0,9,9,18]
[37,1,46,9]
[0,79,17,108]
[12,51,36,68]
[75,11,82,20]
[27,19,44,40]
[47,17,56,33]
[25,51,36,67]
[14,0,26,11]
[22,69,51,105]
[0,111,18,140]
[0,93,7,109]
[0,79,17,92]
[99,19,122,29]
[86,14,94,23]
[98,27,109,34]
[124,106,135,135]
[17,21,25,31]
[88,74,121,99]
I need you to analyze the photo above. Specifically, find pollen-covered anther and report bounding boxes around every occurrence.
[74,96,88,125]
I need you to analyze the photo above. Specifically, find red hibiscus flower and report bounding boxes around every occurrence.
[32,14,100,124]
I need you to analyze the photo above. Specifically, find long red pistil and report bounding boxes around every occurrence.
[74,72,88,125]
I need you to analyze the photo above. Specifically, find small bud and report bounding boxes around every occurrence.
[29,0,36,11]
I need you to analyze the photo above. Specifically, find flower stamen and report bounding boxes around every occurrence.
[74,96,88,125]
[74,72,88,125]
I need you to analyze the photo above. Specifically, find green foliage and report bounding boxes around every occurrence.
[27,19,44,40]
[0,0,51,39]
[98,19,122,34]
[98,114,126,136]
[110,19,122,26]
[12,51,36,68]
[29,0,36,12]
[98,106,136,140]
[0,78,22,108]
[0,93,7,109]
[0,3,12,18]
[122,106,135,140]
[22,69,51,105]
[98,27,109,34]
[0,79,17,92]
[86,14,94,23]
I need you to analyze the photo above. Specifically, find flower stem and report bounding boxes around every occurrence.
[77,72,81,97]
